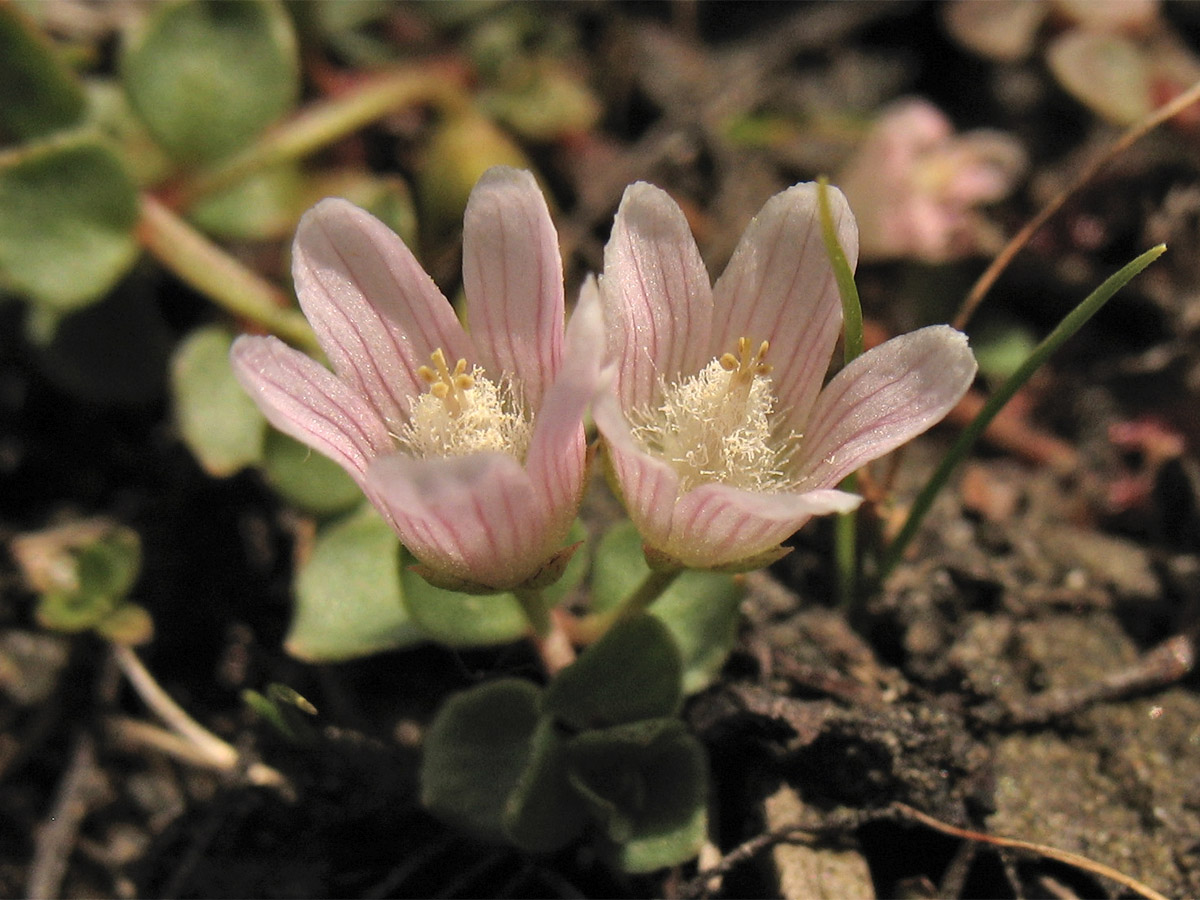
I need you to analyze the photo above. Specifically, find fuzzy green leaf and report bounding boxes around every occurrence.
[121,0,300,163]
[0,4,86,140]
[563,718,709,872]
[0,134,139,311]
[171,326,267,477]
[260,429,363,517]
[542,615,682,731]
[420,678,542,843]
[502,716,588,852]
[287,506,425,662]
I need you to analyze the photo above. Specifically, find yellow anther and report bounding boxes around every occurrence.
[417,348,473,416]
[719,337,772,386]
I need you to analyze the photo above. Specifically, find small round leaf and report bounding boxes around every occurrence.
[171,326,267,477]
[0,134,139,311]
[542,615,683,731]
[121,0,300,163]
[287,506,425,662]
[420,678,542,842]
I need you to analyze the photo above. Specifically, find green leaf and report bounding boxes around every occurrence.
[0,4,86,140]
[36,590,115,633]
[95,602,155,646]
[502,716,588,853]
[121,0,300,164]
[563,718,709,872]
[0,134,139,311]
[287,505,425,662]
[261,429,363,517]
[187,163,308,240]
[420,678,542,842]
[401,567,529,648]
[542,615,682,731]
[171,326,267,477]
[592,522,742,694]
[74,527,141,601]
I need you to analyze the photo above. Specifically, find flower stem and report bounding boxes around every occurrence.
[514,589,576,675]
[567,566,684,646]
[137,194,319,352]
[818,176,865,607]
[619,566,683,621]
[876,244,1167,583]
[176,64,468,207]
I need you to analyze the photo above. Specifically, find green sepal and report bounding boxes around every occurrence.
[401,570,529,648]
[403,520,588,649]
[502,716,588,853]
[542,615,682,731]
[420,678,543,843]
[643,540,791,574]
[94,602,154,646]
[563,718,709,872]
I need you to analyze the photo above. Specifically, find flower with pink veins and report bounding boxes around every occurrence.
[231,167,603,592]
[593,181,978,571]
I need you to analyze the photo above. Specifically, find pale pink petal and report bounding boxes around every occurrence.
[367,451,550,590]
[710,183,858,437]
[293,199,475,431]
[230,335,394,485]
[462,167,564,409]
[524,277,604,524]
[592,386,681,550]
[601,183,713,411]
[793,325,977,489]
[664,483,862,569]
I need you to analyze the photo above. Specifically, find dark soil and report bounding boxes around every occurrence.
[4,2,1200,898]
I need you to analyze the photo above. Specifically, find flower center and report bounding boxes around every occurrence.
[629,337,798,493]
[398,348,532,460]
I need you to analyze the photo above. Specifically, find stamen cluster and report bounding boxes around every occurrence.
[400,348,532,461]
[629,338,797,494]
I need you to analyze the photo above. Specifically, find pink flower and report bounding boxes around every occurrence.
[231,167,602,591]
[838,98,1026,263]
[593,182,978,571]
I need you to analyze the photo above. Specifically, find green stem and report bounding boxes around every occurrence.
[818,177,865,606]
[619,567,683,621]
[177,65,468,206]
[514,588,551,638]
[876,244,1167,583]
[570,566,684,645]
[138,194,319,352]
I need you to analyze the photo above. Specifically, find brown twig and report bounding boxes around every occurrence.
[892,803,1170,900]
[26,732,103,900]
[953,78,1200,332]
[112,645,289,792]
[977,633,1195,727]
[677,799,1172,900]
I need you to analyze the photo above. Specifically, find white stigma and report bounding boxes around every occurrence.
[629,338,798,493]
[399,348,532,460]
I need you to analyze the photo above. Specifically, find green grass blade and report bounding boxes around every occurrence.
[876,243,1167,583]
[818,177,864,605]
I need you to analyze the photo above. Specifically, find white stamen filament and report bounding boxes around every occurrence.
[630,338,798,493]
[399,348,532,460]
